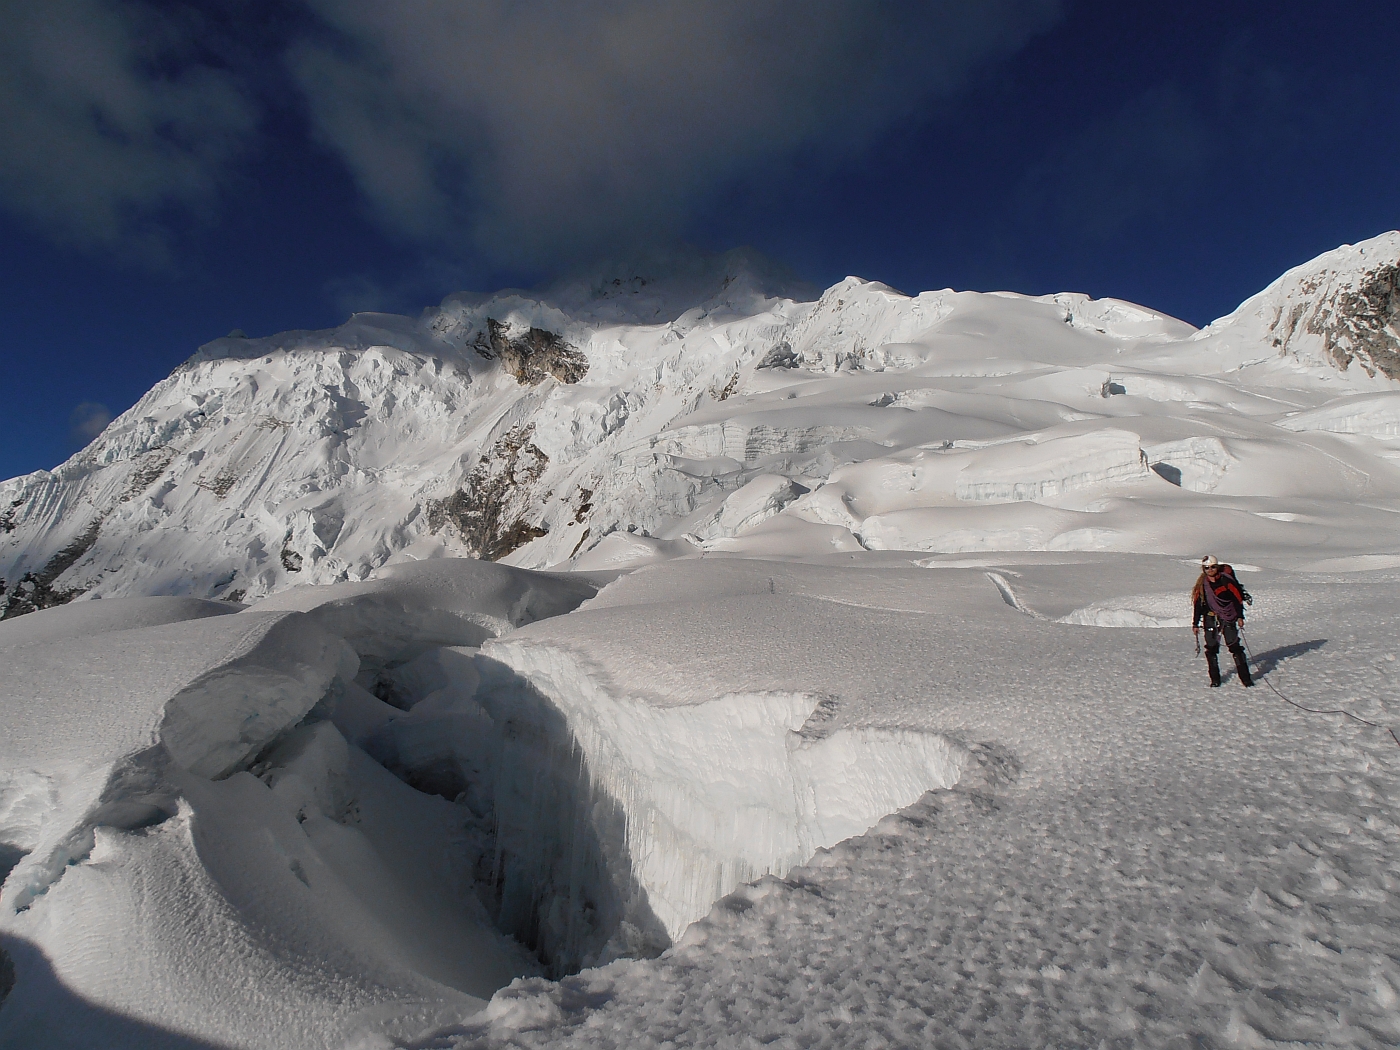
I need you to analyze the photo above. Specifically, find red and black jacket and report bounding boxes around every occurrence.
[1193,565,1251,628]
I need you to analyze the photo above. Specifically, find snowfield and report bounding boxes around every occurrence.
[3,235,1400,1048]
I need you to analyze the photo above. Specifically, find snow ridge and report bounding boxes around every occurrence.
[1194,231,1400,379]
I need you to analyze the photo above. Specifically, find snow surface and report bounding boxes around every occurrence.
[4,236,1400,1048]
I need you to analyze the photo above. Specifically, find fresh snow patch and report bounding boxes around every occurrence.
[1057,593,1192,628]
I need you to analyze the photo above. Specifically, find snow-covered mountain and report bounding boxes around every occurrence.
[3,234,1400,621]
[6,235,1400,1050]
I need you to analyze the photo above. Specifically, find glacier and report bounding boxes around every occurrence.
[2,235,1400,1048]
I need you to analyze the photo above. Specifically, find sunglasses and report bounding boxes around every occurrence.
[1204,567,1219,574]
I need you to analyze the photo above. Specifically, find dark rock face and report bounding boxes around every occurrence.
[1309,264,1400,378]
[1271,263,1400,379]
[426,423,550,561]
[0,518,101,619]
[757,340,799,369]
[474,319,588,385]
[0,498,21,534]
[123,447,176,501]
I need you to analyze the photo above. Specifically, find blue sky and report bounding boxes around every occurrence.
[1,0,1397,481]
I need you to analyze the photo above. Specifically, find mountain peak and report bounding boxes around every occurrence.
[533,245,819,325]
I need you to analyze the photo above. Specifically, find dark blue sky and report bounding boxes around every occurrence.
[2,0,1396,481]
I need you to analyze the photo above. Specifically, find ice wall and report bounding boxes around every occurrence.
[472,640,966,967]
[955,430,1147,503]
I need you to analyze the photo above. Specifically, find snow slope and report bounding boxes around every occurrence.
[6,550,1400,1048]
[418,554,1400,1050]
[4,236,1400,1048]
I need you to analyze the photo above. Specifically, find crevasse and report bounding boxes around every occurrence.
[477,639,967,969]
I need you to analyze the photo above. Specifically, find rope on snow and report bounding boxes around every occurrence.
[1238,627,1400,750]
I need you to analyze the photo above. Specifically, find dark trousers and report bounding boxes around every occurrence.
[1204,618,1252,686]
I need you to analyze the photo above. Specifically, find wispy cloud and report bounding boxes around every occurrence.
[0,0,258,263]
[290,0,1062,265]
[68,401,112,448]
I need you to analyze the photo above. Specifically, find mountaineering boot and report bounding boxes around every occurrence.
[1206,651,1223,688]
[1231,647,1254,687]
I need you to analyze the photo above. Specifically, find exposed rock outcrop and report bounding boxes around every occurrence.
[0,498,21,534]
[474,319,588,385]
[1208,232,1400,380]
[1298,263,1400,378]
[0,518,101,619]
[426,423,550,560]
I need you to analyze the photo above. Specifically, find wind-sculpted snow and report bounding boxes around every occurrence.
[387,556,1400,1050]
[158,614,355,780]
[0,595,238,648]
[0,550,970,1049]
[5,546,1400,1048]
[253,559,598,670]
[0,558,601,1048]
[5,235,1400,615]
[1276,390,1400,436]
[0,607,351,913]
[952,428,1148,502]
[1143,436,1233,492]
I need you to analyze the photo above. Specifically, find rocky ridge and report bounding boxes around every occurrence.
[1193,231,1400,380]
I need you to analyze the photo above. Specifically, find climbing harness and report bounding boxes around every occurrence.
[1238,626,1400,750]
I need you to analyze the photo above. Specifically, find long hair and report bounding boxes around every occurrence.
[1190,572,1207,611]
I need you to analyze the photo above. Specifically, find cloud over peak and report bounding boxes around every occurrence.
[293,0,1061,263]
[0,0,1061,267]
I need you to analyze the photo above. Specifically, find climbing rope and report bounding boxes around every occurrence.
[1238,627,1400,750]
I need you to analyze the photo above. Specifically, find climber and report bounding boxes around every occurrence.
[1192,555,1254,687]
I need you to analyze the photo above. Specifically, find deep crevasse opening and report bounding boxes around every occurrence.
[454,639,969,973]
[1,619,968,1022]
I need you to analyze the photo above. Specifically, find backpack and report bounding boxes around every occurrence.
[1207,565,1250,610]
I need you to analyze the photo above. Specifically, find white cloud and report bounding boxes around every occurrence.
[68,401,112,447]
[0,0,257,260]
[291,0,1062,264]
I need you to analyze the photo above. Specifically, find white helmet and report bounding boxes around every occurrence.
[1201,554,1219,569]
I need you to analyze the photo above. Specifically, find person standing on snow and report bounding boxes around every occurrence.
[1192,555,1254,688]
